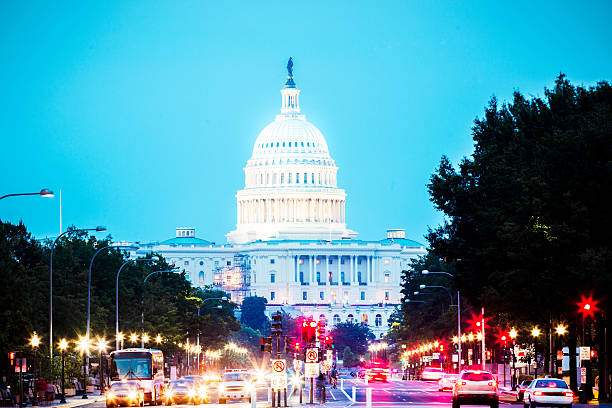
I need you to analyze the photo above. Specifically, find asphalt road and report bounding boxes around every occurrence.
[73,377,521,408]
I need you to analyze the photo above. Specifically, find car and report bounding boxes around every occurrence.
[218,371,254,404]
[422,367,444,381]
[523,377,573,408]
[164,379,203,405]
[365,362,389,382]
[180,376,209,403]
[106,381,145,408]
[439,373,458,391]
[452,370,499,408]
[517,380,533,401]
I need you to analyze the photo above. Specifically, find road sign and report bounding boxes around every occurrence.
[326,350,333,361]
[579,347,590,361]
[305,362,319,378]
[272,359,286,373]
[557,350,564,360]
[452,354,459,362]
[306,348,318,363]
[293,359,303,372]
[321,361,332,372]
[580,367,587,384]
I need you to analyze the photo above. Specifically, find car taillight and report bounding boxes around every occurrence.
[534,391,543,396]
[488,382,494,386]
[564,392,573,397]
[461,381,467,385]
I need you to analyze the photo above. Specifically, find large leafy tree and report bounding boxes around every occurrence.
[329,322,375,356]
[426,75,611,388]
[240,296,269,333]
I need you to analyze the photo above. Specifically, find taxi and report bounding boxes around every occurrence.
[523,377,573,408]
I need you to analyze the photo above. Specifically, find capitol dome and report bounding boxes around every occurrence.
[227,59,357,244]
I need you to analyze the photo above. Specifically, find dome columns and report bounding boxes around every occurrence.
[236,197,345,225]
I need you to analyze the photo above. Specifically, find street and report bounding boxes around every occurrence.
[61,377,521,408]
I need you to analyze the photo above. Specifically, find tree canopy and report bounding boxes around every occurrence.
[329,321,375,356]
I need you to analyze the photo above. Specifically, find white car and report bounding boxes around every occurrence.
[523,377,573,408]
[422,367,444,381]
[218,371,254,404]
[439,373,458,391]
[453,370,499,408]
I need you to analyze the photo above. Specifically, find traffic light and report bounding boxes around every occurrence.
[271,311,282,336]
[486,350,492,361]
[316,320,326,343]
[260,337,272,353]
[439,344,444,352]
[590,350,597,358]
[301,318,317,344]
[8,352,15,366]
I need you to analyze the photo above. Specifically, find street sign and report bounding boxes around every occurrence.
[293,359,303,372]
[579,347,590,361]
[557,350,563,360]
[452,354,459,362]
[305,362,319,378]
[580,367,587,384]
[321,361,332,373]
[306,348,318,363]
[271,359,287,390]
[14,358,26,373]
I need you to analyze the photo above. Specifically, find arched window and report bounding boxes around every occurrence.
[318,314,326,323]
[361,314,369,325]
[199,271,205,282]
[347,314,354,323]
[375,314,382,327]
[333,314,341,325]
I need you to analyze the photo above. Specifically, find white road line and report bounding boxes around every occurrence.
[328,388,337,400]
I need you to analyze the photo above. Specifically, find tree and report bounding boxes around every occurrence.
[342,346,360,367]
[240,296,268,333]
[426,75,612,389]
[329,322,375,356]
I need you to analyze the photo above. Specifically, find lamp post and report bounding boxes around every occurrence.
[532,327,541,378]
[509,328,518,388]
[96,338,108,394]
[0,189,54,200]
[555,325,566,378]
[49,225,106,359]
[58,339,68,404]
[115,257,159,350]
[194,297,227,370]
[141,270,176,345]
[76,336,91,399]
[421,270,462,373]
[30,333,40,406]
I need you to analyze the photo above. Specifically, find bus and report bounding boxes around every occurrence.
[109,348,164,405]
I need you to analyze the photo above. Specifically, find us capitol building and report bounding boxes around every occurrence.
[135,60,426,338]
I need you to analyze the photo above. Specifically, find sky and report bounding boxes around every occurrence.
[1,1,611,244]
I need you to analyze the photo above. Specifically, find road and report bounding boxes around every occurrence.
[72,377,520,408]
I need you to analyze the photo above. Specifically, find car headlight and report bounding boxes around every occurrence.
[245,383,254,393]
[107,391,115,399]
[128,392,137,400]
[198,387,207,397]
[218,384,225,392]
[188,390,197,398]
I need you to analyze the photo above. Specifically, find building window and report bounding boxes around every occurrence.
[199,261,204,266]
[328,271,333,283]
[214,260,219,266]
[385,291,389,301]
[184,261,189,265]
[270,259,275,264]
[384,259,390,265]
[375,314,382,327]
[319,292,324,300]
[270,292,275,301]
[299,258,304,264]
[303,173,307,183]
[347,314,354,323]
[333,314,341,325]
[316,259,320,264]
[281,173,284,184]
[361,314,368,325]
[303,291,308,301]
[227,260,231,266]
[329,258,333,265]
[360,291,365,301]
[384,273,390,283]
[199,271,205,282]
[341,258,345,265]
[289,173,292,183]
[357,271,362,282]
[270,273,275,283]
[299,271,304,283]
[311,173,315,184]
[340,271,345,282]
[357,258,362,264]
[296,173,299,183]
[316,271,321,282]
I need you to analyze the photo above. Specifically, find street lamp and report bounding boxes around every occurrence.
[76,336,91,399]
[58,339,68,403]
[116,332,124,350]
[155,334,163,345]
[130,333,139,344]
[532,327,541,378]
[0,188,54,200]
[141,269,176,346]
[115,257,159,349]
[194,296,228,370]
[509,328,518,388]
[95,338,108,393]
[555,324,567,336]
[49,225,106,359]
[29,333,40,406]
[87,243,139,347]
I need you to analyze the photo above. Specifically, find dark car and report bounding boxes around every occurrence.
[517,380,532,401]
[106,381,144,408]
[165,379,202,405]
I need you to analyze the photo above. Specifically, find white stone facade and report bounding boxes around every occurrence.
[133,63,426,337]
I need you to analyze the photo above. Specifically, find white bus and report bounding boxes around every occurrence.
[109,348,164,405]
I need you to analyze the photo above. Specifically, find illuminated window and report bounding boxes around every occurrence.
[328,272,333,282]
[319,292,324,300]
[375,314,382,327]
[316,259,320,264]
[384,259,390,265]
[333,314,341,325]
[360,291,365,301]
[299,258,304,264]
[270,273,275,283]
[347,314,354,323]
[303,291,307,301]
[184,261,189,265]
[385,292,389,301]
[199,271,205,282]
[384,273,390,283]
[361,314,369,325]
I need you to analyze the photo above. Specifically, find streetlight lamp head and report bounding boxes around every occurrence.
[422,270,429,274]
[419,284,426,289]
[30,333,41,348]
[555,324,567,336]
[583,304,591,311]
[531,327,541,337]
[509,328,518,339]
[155,334,162,344]
[222,296,229,301]
[59,338,68,351]
[40,189,54,198]
[95,226,107,232]
[117,332,124,341]
[142,333,150,344]
[413,291,419,295]
[130,333,138,343]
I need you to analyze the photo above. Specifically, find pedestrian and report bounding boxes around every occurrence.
[330,366,338,389]
[316,373,326,403]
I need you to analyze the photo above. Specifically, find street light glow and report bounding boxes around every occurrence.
[59,338,68,351]
[555,324,567,335]
[531,327,541,337]
[142,333,150,344]
[156,334,162,344]
[129,333,138,343]
[96,338,108,353]
[117,332,124,341]
[30,332,41,348]
[76,336,91,355]
[509,328,518,339]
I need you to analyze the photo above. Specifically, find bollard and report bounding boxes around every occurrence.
[283,388,287,407]
[340,378,344,390]
[365,375,368,385]
[299,384,302,404]
[251,389,256,408]
[270,387,274,405]
[366,388,372,408]
[352,386,356,402]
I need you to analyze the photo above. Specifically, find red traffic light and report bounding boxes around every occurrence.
[309,321,317,328]
[590,350,597,358]
[439,345,444,352]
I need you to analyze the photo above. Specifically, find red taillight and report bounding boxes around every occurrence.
[534,391,543,396]
[564,392,573,397]
[461,381,467,385]
[488,381,494,386]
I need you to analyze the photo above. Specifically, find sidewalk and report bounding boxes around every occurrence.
[34,392,105,408]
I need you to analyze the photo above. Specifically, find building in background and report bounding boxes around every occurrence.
[135,61,425,337]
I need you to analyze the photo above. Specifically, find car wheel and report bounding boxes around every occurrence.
[218,398,226,404]
[452,398,460,408]
[530,399,537,408]
[491,398,499,408]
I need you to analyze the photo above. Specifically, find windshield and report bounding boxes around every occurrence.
[111,358,152,380]
[169,380,192,390]
[535,380,568,389]
[223,373,250,381]
[110,382,138,390]
[425,368,443,372]
[461,372,493,381]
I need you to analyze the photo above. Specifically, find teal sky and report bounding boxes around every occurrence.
[1,1,610,244]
